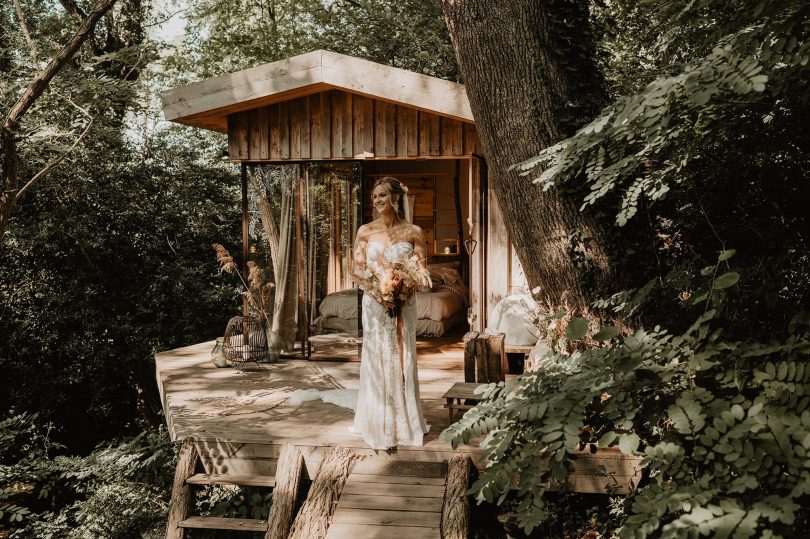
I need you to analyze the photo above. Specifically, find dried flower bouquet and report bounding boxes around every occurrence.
[353,251,432,318]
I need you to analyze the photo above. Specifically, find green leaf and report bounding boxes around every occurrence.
[718,249,736,261]
[566,317,589,340]
[713,272,740,290]
[593,326,620,341]
[619,433,640,454]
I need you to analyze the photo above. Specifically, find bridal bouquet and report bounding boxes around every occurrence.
[354,252,432,318]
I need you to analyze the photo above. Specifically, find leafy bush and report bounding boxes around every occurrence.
[0,414,175,539]
[442,259,810,536]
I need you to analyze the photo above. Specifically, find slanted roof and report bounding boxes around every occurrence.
[161,50,474,133]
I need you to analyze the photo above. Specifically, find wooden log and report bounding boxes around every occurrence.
[266,443,305,539]
[463,331,478,383]
[288,447,365,539]
[471,332,506,383]
[487,333,507,381]
[165,440,198,539]
[441,455,471,539]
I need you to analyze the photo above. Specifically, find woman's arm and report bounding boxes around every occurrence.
[353,224,368,270]
[412,224,428,271]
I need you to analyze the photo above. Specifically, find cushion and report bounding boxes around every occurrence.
[486,294,541,346]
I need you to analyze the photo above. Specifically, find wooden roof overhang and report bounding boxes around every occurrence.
[161,50,481,161]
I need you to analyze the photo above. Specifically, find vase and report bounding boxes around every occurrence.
[210,337,228,368]
[265,328,282,363]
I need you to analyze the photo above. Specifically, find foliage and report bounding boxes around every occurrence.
[442,255,810,536]
[161,0,459,83]
[0,414,175,539]
[515,0,810,338]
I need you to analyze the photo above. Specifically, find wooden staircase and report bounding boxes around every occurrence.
[165,441,304,539]
[165,442,472,539]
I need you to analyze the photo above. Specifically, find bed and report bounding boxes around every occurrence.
[313,266,468,337]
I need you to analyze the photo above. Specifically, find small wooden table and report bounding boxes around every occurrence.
[442,381,516,423]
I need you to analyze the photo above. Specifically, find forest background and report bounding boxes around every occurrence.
[1,0,807,537]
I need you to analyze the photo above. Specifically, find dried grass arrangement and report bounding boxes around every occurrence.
[213,243,280,364]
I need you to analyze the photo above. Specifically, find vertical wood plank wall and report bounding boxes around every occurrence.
[227,90,480,161]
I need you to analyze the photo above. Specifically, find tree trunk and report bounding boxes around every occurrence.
[442,455,472,539]
[287,447,365,539]
[265,444,305,539]
[440,0,611,311]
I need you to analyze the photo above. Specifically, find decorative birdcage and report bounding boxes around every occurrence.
[222,316,268,367]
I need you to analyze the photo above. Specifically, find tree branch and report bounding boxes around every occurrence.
[12,0,41,73]
[4,0,117,130]
[58,0,88,20]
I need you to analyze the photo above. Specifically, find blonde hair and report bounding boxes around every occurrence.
[373,176,407,219]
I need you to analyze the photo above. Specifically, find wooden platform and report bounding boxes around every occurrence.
[155,336,643,495]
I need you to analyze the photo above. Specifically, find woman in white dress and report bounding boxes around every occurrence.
[351,177,430,450]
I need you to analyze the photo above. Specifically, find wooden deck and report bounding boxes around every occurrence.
[155,335,643,494]
[155,334,479,462]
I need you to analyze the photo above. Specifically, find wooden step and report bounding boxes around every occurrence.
[178,516,268,532]
[185,473,276,488]
[326,523,441,539]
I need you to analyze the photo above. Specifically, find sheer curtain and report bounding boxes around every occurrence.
[249,165,300,355]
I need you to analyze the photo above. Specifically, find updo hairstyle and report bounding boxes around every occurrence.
[373,176,407,217]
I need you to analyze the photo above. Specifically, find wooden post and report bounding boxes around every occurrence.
[265,444,305,539]
[441,455,472,539]
[471,332,506,383]
[165,441,198,539]
[287,447,365,539]
[241,163,249,316]
[462,331,478,382]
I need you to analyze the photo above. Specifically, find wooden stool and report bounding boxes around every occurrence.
[442,382,485,424]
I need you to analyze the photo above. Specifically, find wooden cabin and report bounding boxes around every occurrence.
[162,49,529,348]
[156,51,642,538]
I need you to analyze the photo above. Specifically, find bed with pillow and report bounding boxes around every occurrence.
[313,265,468,337]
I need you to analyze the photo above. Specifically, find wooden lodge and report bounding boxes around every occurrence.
[158,50,642,538]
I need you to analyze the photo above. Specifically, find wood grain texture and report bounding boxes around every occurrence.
[288,447,365,539]
[179,516,268,532]
[185,473,276,487]
[441,455,471,539]
[326,523,440,539]
[266,444,305,539]
[342,482,446,497]
[331,508,439,527]
[396,106,418,157]
[352,95,374,156]
[165,441,198,539]
[310,92,331,159]
[339,494,443,512]
[289,98,311,159]
[330,91,353,158]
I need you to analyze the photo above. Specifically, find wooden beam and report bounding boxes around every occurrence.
[165,441,198,539]
[162,50,474,126]
[266,444,305,539]
[288,447,365,539]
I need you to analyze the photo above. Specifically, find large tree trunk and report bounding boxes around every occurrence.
[440,0,611,311]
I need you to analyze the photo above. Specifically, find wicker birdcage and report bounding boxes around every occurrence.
[222,316,268,367]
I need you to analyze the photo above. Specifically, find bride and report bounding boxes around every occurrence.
[350,176,430,450]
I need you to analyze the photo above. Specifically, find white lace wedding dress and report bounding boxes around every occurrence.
[351,241,430,449]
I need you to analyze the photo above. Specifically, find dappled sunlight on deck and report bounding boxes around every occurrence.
[155,335,474,455]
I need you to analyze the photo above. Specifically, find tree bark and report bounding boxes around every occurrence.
[1,0,118,244]
[287,447,365,539]
[265,444,305,539]
[165,440,198,539]
[440,0,611,311]
[442,455,472,539]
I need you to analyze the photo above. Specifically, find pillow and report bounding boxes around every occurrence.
[429,267,461,286]
[486,294,541,346]
[428,261,461,270]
